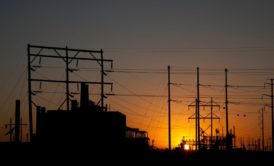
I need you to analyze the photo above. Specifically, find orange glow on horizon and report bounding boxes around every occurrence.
[184,144,190,151]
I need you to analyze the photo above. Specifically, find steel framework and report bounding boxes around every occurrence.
[27,44,113,142]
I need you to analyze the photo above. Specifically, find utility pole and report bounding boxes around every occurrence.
[195,98,198,150]
[189,99,198,150]
[204,98,220,142]
[101,49,105,112]
[261,107,265,151]
[197,67,200,150]
[189,68,220,150]
[263,79,274,152]
[27,44,33,142]
[65,46,69,111]
[271,79,274,152]
[225,68,229,149]
[210,97,213,141]
[168,65,171,150]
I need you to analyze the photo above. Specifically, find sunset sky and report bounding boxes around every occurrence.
[1,0,274,148]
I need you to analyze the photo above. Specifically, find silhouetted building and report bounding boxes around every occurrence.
[35,83,148,151]
[126,127,149,150]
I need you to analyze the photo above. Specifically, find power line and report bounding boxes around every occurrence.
[104,46,274,53]
[34,66,274,76]
[106,93,166,98]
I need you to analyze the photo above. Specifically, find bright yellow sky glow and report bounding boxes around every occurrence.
[184,144,190,151]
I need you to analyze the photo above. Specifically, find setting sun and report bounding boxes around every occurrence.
[0,0,274,163]
[184,144,190,151]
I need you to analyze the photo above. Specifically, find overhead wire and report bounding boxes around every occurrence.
[15,59,274,138]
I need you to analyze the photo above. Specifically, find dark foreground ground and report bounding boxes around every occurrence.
[0,143,273,164]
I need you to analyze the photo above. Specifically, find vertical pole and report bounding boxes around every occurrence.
[27,44,33,142]
[168,65,171,150]
[262,107,265,151]
[197,67,200,150]
[210,97,213,142]
[195,98,198,150]
[225,68,229,149]
[271,79,274,152]
[66,46,69,111]
[101,49,104,112]
[15,100,20,143]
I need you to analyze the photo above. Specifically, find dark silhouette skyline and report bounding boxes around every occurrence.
[1,1,274,149]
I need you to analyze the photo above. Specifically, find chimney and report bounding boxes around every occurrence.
[80,83,89,109]
[15,100,20,143]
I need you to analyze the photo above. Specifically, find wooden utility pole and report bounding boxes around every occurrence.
[271,79,274,152]
[195,98,198,150]
[65,46,69,111]
[168,65,171,150]
[225,68,229,149]
[261,107,265,151]
[27,44,33,142]
[210,97,213,141]
[197,67,200,150]
[101,49,105,112]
